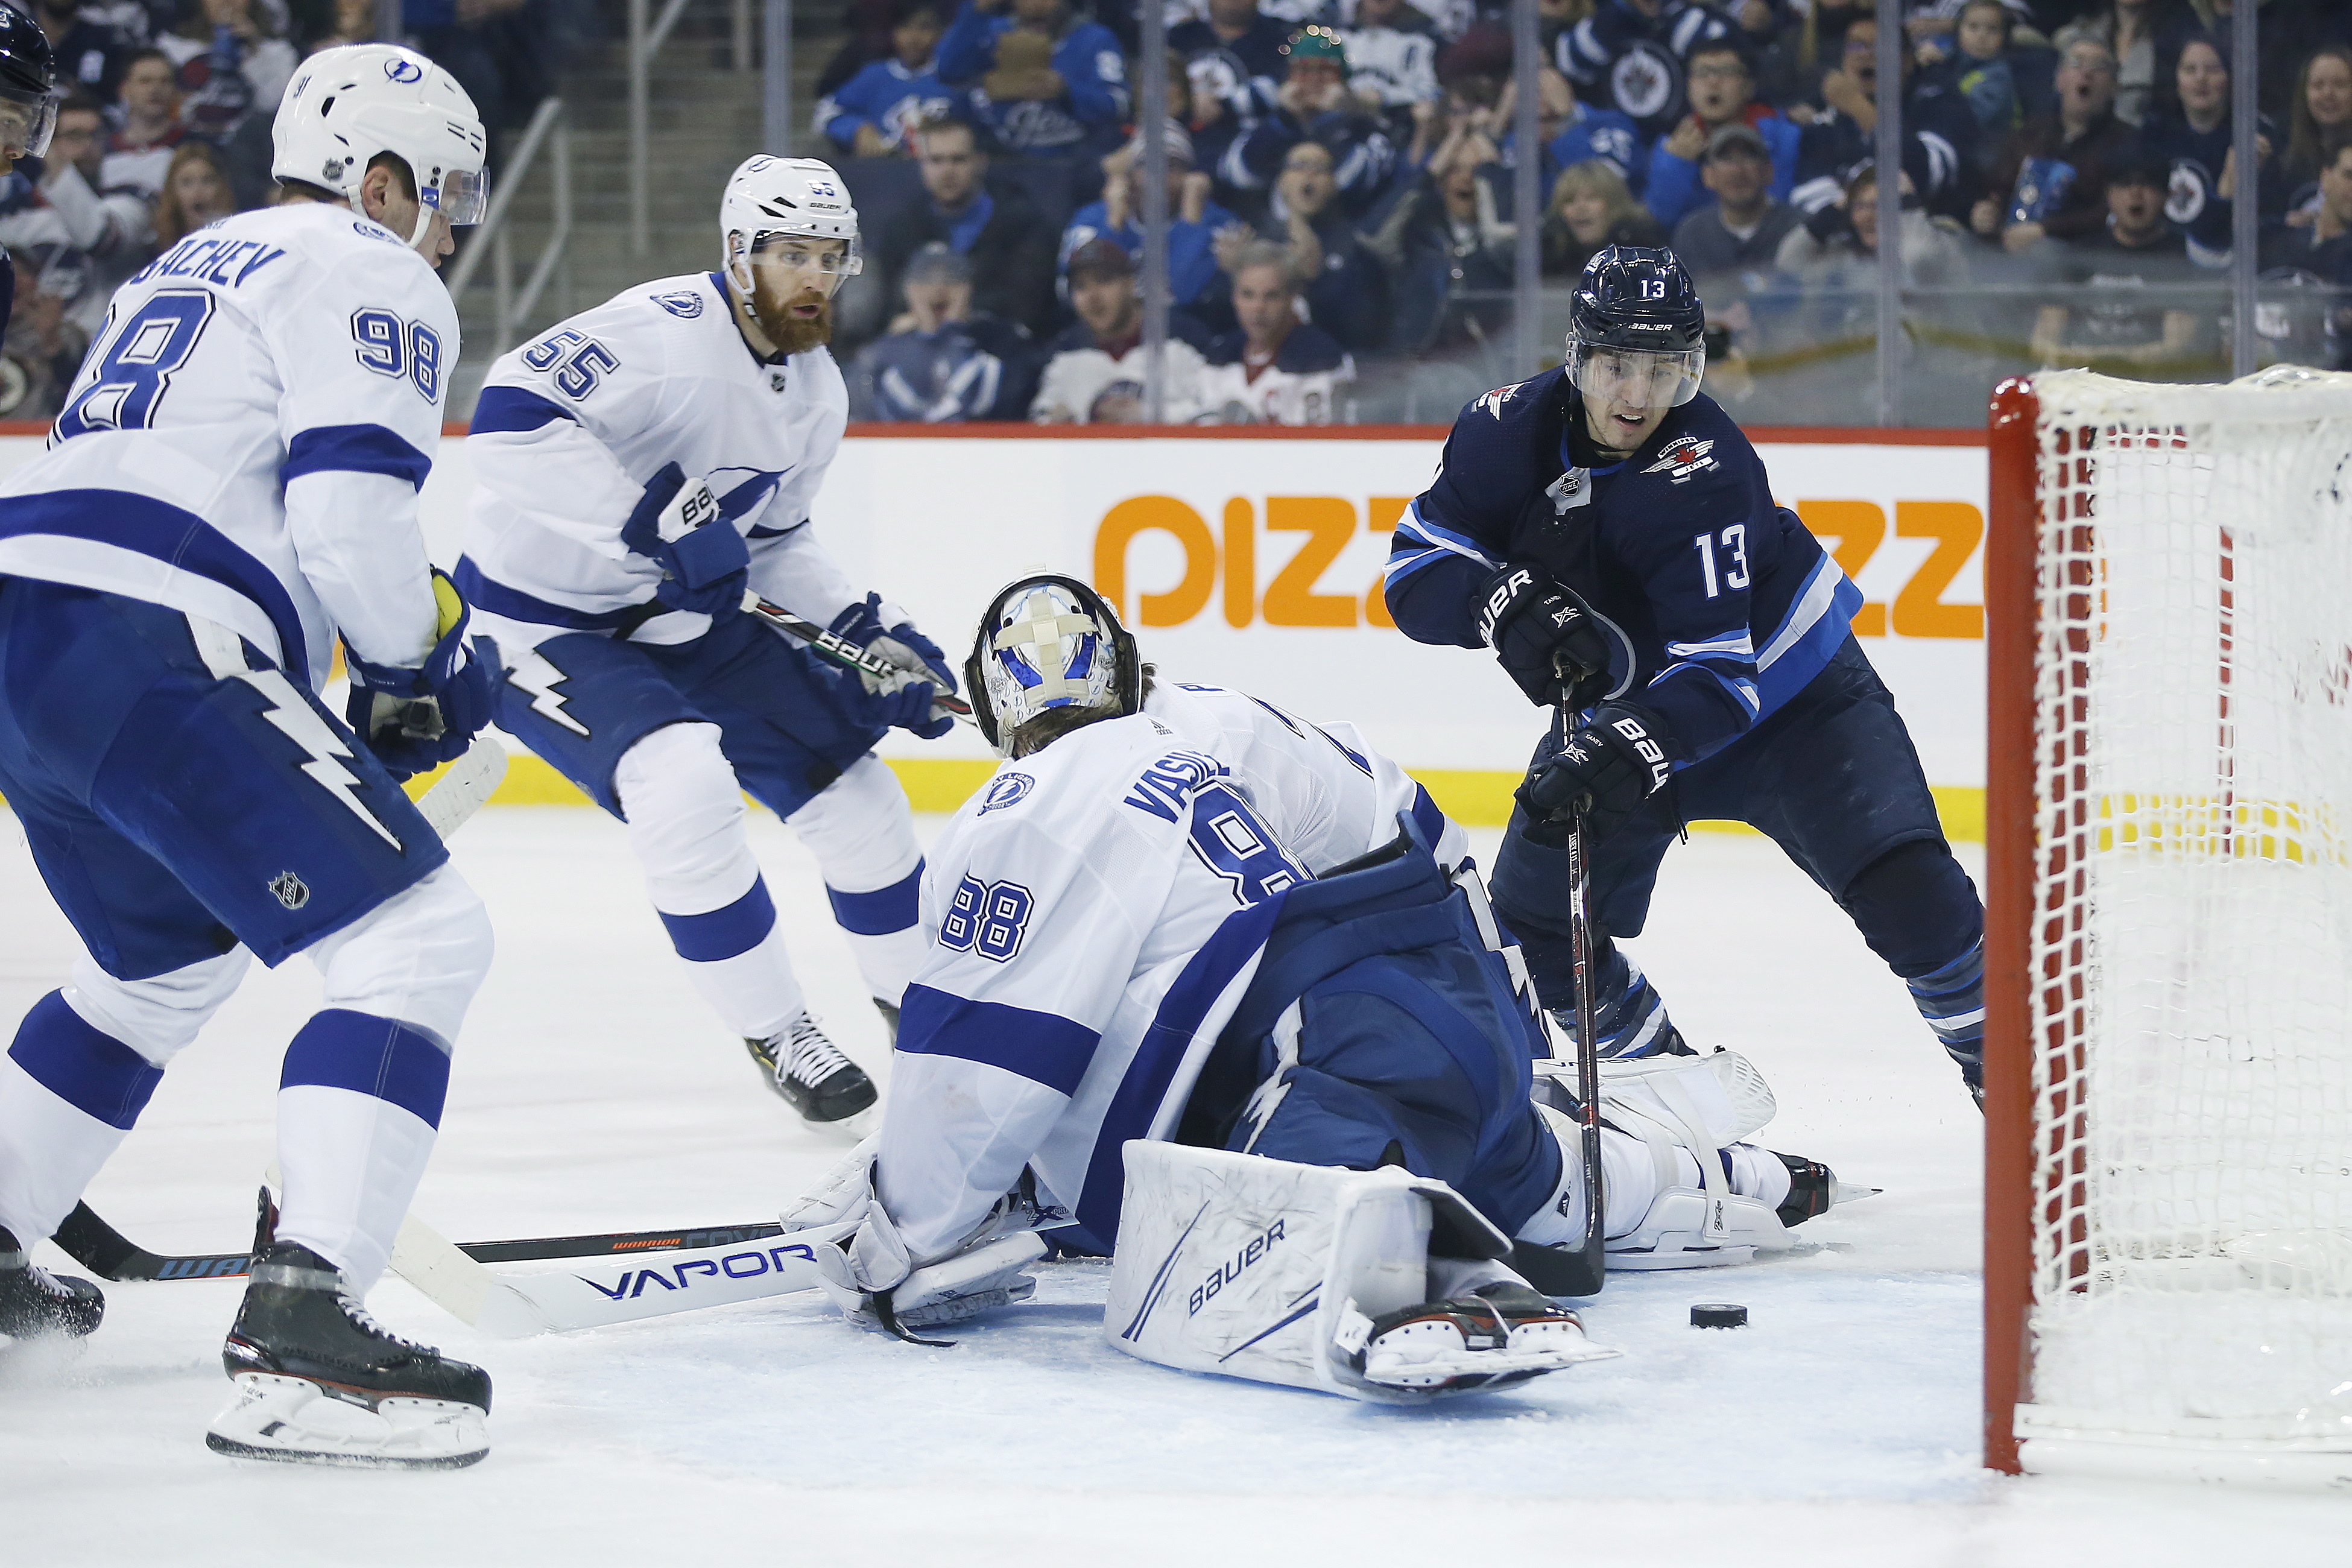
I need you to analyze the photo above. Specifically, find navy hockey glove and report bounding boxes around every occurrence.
[1516,702,1677,848]
[343,569,495,783]
[619,463,748,618]
[829,592,958,740]
[1478,565,1616,707]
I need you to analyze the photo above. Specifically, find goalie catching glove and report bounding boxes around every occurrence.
[342,568,494,783]
[825,591,959,740]
[1516,701,1678,847]
[619,462,747,618]
[779,1136,1054,1341]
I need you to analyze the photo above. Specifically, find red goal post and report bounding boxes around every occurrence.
[1983,369,2352,1486]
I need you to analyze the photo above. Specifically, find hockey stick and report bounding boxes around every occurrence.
[741,590,976,728]
[49,1203,785,1283]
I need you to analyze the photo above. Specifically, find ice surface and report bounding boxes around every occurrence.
[5,809,2344,1565]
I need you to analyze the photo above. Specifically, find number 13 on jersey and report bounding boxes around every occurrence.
[1694,524,1750,599]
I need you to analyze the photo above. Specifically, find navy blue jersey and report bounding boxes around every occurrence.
[1385,368,1861,765]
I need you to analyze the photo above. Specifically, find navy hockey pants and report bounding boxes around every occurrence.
[1491,635,1982,1013]
[1177,826,1564,1239]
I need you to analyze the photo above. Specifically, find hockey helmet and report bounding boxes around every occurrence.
[0,6,57,162]
[1566,245,1707,409]
[272,45,488,252]
[966,575,1141,756]
[721,155,862,298]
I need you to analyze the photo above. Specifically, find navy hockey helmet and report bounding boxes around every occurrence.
[0,6,57,163]
[1566,245,1707,409]
[966,575,1142,756]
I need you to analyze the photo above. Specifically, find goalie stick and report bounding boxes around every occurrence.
[741,590,975,728]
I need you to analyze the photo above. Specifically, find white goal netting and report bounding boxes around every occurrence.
[2017,369,2352,1468]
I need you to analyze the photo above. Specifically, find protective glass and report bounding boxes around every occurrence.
[425,165,489,226]
[1567,341,1706,409]
[0,91,57,159]
[750,233,865,294]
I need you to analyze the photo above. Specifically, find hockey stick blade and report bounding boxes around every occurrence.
[741,592,976,727]
[411,736,508,839]
[50,1204,787,1283]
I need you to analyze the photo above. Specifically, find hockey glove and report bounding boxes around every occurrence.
[343,569,495,783]
[619,462,748,618]
[1516,702,1677,848]
[1478,566,1616,707]
[829,591,958,741]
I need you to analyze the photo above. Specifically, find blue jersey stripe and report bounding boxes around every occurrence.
[281,423,432,490]
[899,985,1103,1097]
[469,384,577,434]
[1394,501,1502,571]
[451,555,650,633]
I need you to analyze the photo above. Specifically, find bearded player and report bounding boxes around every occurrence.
[457,156,959,1133]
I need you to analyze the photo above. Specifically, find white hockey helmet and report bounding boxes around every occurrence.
[272,45,488,252]
[966,576,1142,756]
[720,154,862,297]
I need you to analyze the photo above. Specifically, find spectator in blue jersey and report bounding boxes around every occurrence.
[31,0,133,102]
[851,242,1038,421]
[871,114,1060,337]
[1058,120,1242,315]
[1542,70,1642,188]
[2029,158,2203,374]
[1640,37,1798,230]
[2133,33,2283,265]
[935,0,1128,160]
[816,1,964,157]
[1364,121,1512,350]
[1915,0,2042,147]
[1554,0,1733,146]
[1197,240,1355,424]
[1791,13,1981,227]
[1219,27,1396,216]
[2252,141,2352,369]
[1174,0,1292,179]
[1215,134,1390,349]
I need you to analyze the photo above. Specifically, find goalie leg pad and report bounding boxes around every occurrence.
[1106,1142,1619,1403]
[205,1373,488,1470]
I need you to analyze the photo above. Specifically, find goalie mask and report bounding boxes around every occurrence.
[965,577,1141,756]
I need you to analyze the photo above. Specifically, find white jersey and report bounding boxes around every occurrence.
[458,272,861,654]
[879,693,1461,1262]
[883,713,1303,1262]
[0,203,454,688]
[1139,680,1464,872]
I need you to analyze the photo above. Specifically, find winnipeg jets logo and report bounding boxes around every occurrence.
[1610,43,1677,121]
[1476,382,1522,420]
[1642,436,1717,484]
[505,648,590,737]
[244,669,402,849]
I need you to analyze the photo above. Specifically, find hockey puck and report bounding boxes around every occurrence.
[1690,1303,1748,1329]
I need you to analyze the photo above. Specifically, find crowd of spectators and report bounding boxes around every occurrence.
[0,0,577,416]
[820,0,2352,424]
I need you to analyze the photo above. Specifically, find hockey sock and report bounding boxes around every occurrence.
[1904,940,1987,1086]
[1551,941,1685,1058]
[618,724,809,1039]
[1841,840,1985,1081]
[0,992,157,1246]
[788,755,928,1007]
[276,1011,448,1293]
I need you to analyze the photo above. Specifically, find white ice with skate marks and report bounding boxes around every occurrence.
[7,810,2348,1566]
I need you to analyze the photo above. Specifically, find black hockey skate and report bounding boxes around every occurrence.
[1349,1282,1602,1394]
[745,1013,877,1128]
[206,1242,490,1469]
[0,1225,103,1340]
[1772,1152,1880,1227]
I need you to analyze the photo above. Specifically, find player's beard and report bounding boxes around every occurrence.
[751,274,834,356]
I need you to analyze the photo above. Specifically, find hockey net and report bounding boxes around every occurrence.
[1984,368,2352,1483]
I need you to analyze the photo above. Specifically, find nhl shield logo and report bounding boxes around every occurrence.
[269,871,311,911]
[770,370,789,392]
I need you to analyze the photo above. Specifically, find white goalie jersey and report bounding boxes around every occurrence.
[0,203,455,688]
[457,271,862,654]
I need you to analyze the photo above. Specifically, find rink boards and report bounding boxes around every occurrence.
[0,425,1991,834]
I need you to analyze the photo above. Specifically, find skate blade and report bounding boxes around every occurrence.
[1604,1241,1762,1271]
[206,1373,488,1470]
[1833,1180,1881,1206]
[1359,1317,1622,1388]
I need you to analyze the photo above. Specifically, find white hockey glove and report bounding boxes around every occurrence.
[780,1139,1054,1344]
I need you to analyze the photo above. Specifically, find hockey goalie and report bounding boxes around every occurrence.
[782,577,1860,1401]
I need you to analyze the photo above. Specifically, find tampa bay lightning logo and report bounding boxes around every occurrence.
[653,289,704,318]
[979,773,1034,815]
[384,57,424,84]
